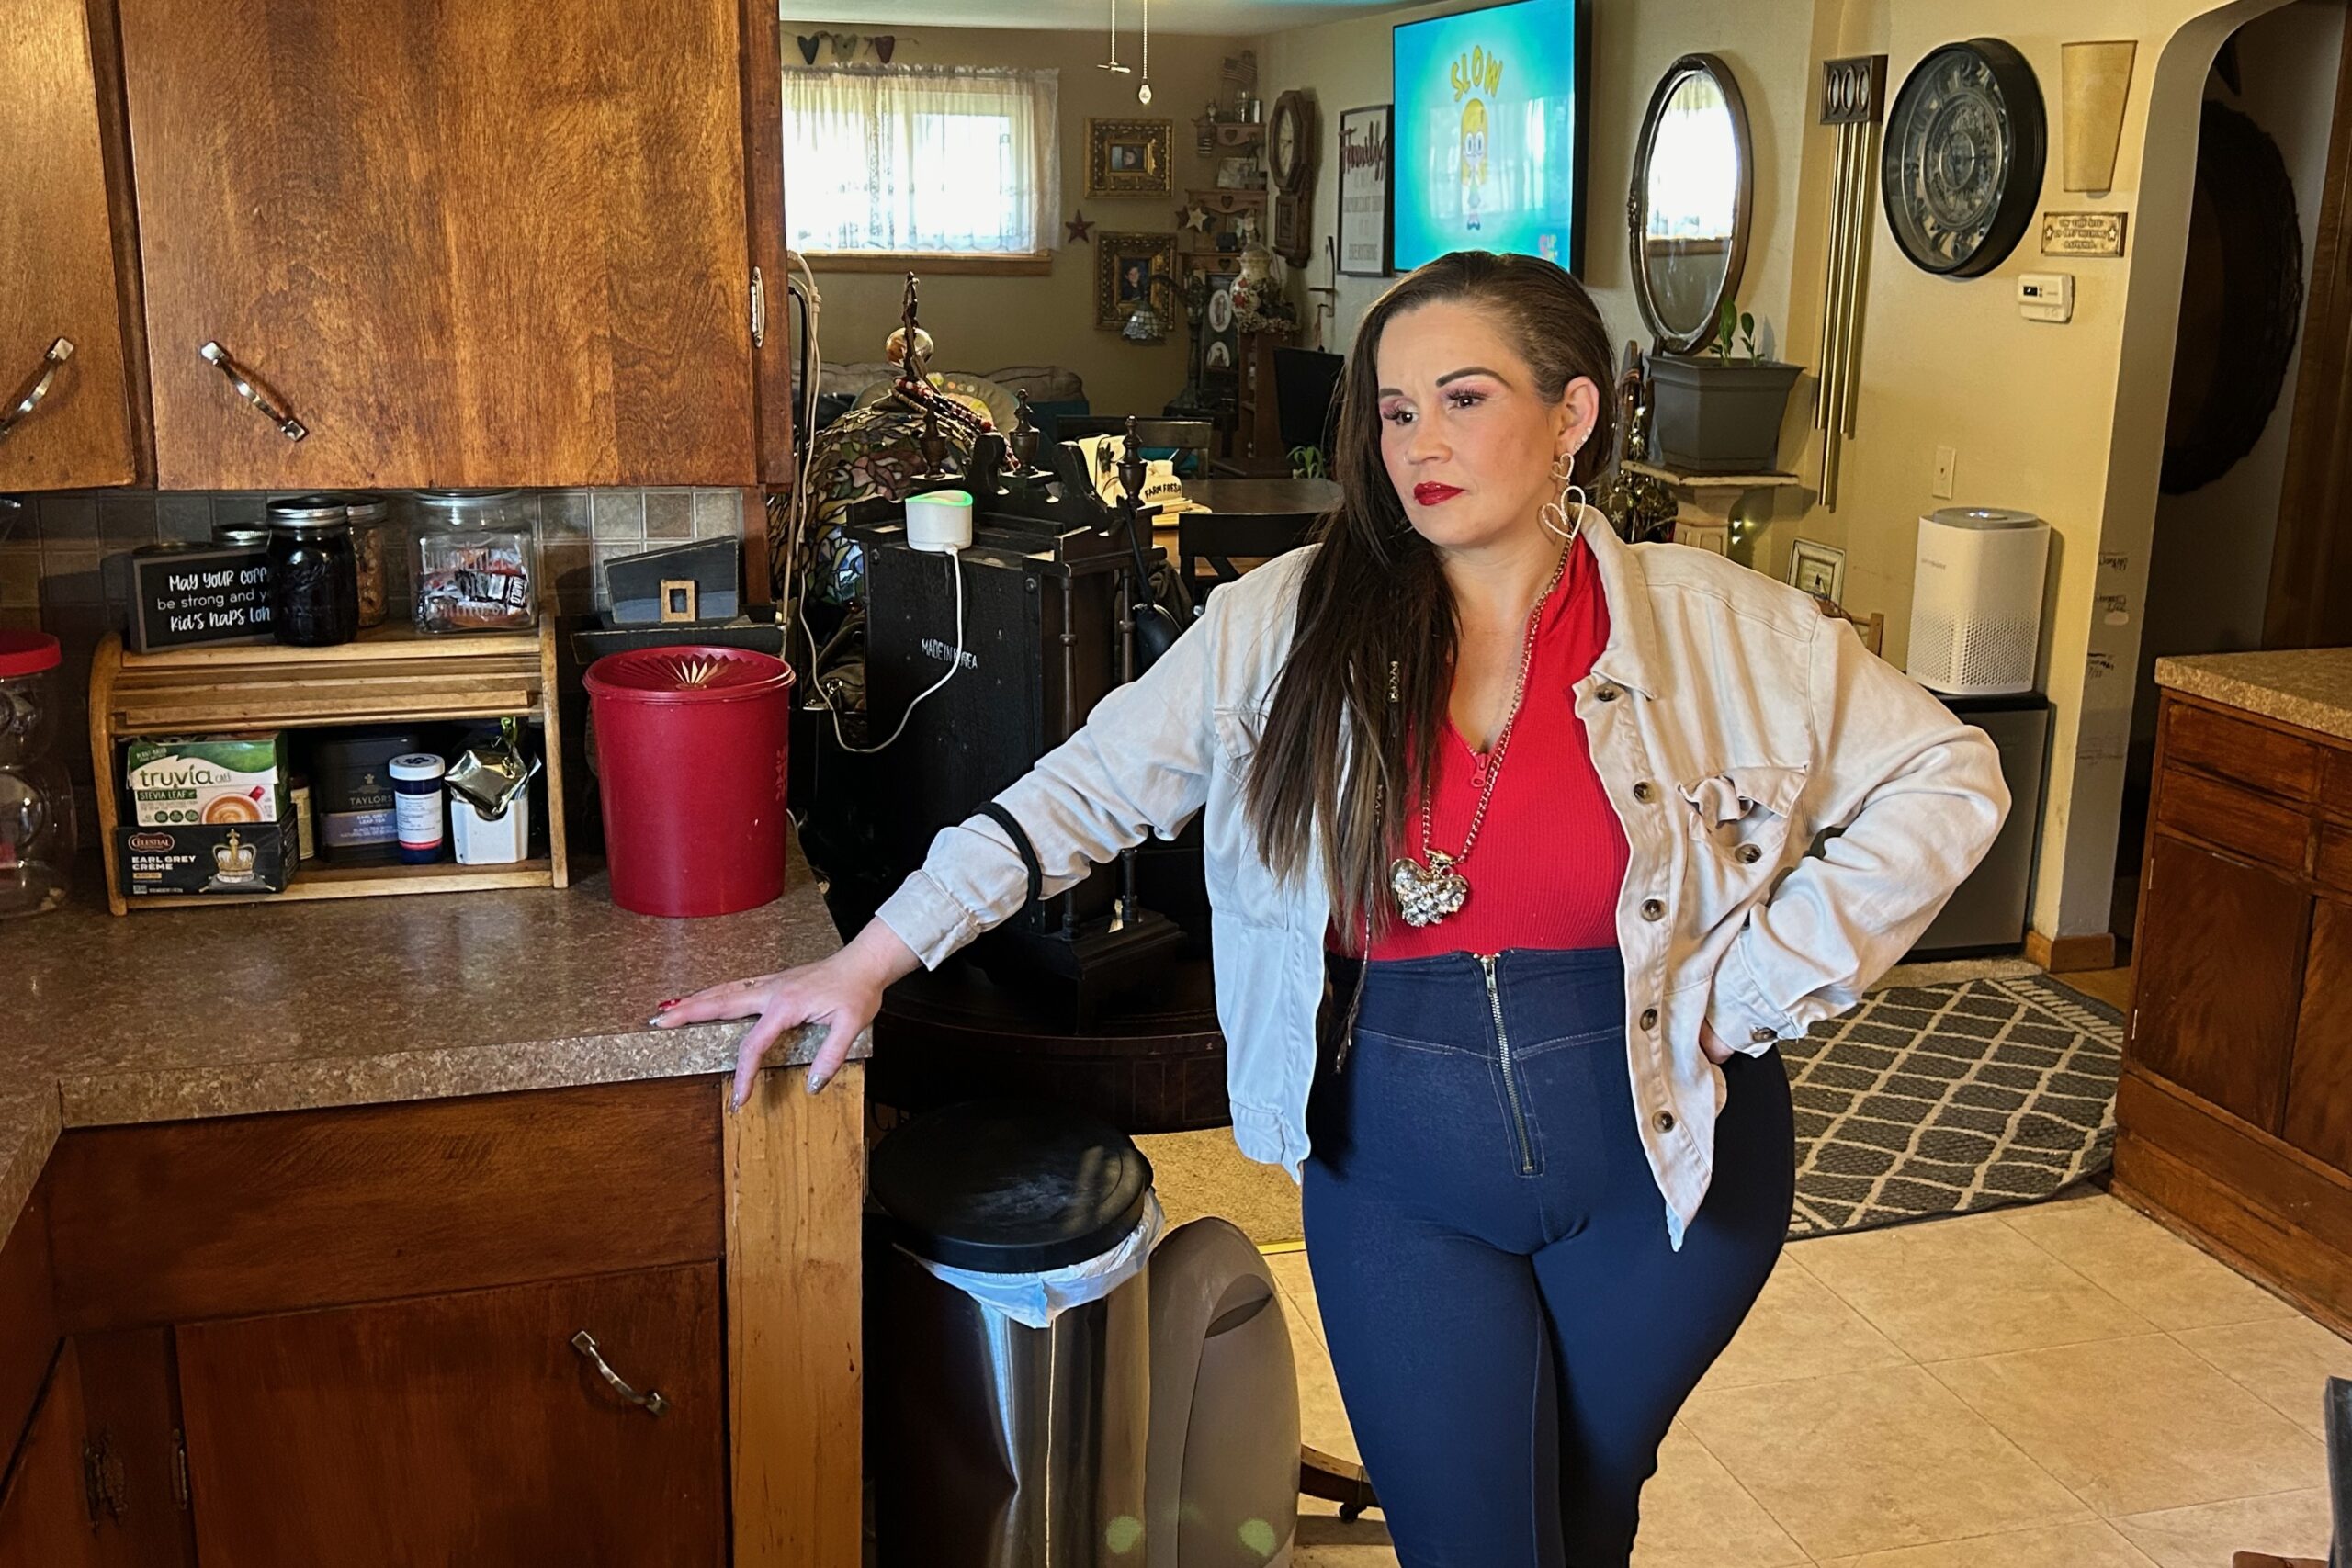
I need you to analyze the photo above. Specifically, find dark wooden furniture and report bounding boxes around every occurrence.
[1057,416,1216,474]
[0,0,148,492]
[110,0,786,491]
[1232,331,1294,465]
[1175,476,1337,604]
[0,1068,865,1568]
[2119,688,2352,1337]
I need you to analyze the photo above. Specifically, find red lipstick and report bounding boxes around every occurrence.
[1413,483,1463,506]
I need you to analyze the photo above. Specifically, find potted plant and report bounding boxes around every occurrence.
[1644,299,1804,474]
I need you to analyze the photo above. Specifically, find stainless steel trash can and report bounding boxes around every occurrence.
[869,1100,1157,1568]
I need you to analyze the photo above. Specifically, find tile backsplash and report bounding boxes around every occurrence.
[1,486,748,795]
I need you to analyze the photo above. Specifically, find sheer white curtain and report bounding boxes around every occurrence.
[784,65,1060,254]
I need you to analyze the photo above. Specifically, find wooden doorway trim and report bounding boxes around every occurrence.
[2266,12,2352,648]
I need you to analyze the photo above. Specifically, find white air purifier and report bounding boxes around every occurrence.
[1907,507,2051,696]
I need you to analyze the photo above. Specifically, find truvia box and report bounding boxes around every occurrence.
[125,733,288,827]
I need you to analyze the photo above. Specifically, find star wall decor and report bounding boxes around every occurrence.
[1064,209,1096,243]
[1179,204,1210,233]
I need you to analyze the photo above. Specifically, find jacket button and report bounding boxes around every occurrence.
[1750,1026,1777,1044]
[1652,1110,1677,1134]
[1640,897,1666,920]
[1596,684,1622,703]
[1632,781,1655,802]
[1736,843,1762,863]
[1639,1007,1658,1029]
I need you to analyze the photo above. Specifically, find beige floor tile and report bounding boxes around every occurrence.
[1267,1248,1323,1342]
[1679,1363,2088,1560]
[1999,1194,2300,1331]
[2171,1314,2352,1438]
[2110,1488,2335,1568]
[1792,1211,2154,1360]
[1697,1251,1913,1394]
[1815,1517,2159,1568]
[1284,1289,1361,1466]
[1926,1333,2325,1517]
[1629,1424,1810,1568]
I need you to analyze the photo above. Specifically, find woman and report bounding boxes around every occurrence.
[655,251,2008,1565]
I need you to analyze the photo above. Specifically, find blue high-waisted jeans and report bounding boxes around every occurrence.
[1304,947,1794,1568]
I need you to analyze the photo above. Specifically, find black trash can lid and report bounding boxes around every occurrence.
[870,1100,1154,1274]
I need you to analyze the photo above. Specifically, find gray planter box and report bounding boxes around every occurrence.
[1646,356,1804,474]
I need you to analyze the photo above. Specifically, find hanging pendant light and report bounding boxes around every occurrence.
[1137,0,1153,103]
[1097,0,1129,75]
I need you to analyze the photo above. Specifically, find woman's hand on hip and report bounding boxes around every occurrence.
[650,920,922,1109]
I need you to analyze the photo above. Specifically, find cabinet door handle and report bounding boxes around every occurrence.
[570,1330,668,1416]
[198,341,308,441]
[0,338,75,443]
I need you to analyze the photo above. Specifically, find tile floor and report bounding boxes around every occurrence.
[1271,1169,2346,1565]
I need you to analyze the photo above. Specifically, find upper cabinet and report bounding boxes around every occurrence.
[116,0,772,491]
[0,0,149,493]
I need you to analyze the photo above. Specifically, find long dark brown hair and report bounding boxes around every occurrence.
[1242,250,1618,944]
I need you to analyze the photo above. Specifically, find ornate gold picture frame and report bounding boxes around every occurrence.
[1086,118,1173,197]
[1095,231,1177,329]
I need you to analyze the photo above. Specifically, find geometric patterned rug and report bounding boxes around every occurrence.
[1784,974,2126,1238]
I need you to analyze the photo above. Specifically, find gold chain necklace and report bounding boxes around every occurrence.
[1388,531,1575,928]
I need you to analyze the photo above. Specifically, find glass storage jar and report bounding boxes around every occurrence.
[0,631,74,919]
[345,494,391,629]
[266,494,360,647]
[411,490,536,634]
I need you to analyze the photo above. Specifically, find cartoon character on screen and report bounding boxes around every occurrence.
[1459,96,1488,231]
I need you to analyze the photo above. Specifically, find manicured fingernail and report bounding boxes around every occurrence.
[656,998,681,1011]
[806,1072,830,1094]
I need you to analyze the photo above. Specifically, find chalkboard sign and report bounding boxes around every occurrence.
[126,544,274,652]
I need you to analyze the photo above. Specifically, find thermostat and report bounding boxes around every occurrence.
[2018,272,2074,323]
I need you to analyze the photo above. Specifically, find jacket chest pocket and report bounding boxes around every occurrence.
[1213,705,1266,784]
[1676,763,1808,928]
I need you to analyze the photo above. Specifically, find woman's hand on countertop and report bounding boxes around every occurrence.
[651,919,922,1108]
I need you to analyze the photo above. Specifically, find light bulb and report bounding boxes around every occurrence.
[1139,82,1153,103]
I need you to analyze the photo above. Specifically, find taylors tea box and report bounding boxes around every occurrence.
[125,733,289,827]
[118,822,297,897]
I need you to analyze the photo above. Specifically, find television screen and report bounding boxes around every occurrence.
[1392,0,1589,273]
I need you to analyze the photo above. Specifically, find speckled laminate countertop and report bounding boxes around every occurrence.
[0,831,859,1254]
[2156,648,2352,743]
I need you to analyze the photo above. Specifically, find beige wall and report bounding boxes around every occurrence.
[793,26,1244,417]
[1254,0,2302,946]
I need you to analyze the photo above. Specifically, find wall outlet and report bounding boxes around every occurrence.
[1933,445,1957,499]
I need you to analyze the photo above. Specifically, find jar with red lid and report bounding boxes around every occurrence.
[0,630,74,917]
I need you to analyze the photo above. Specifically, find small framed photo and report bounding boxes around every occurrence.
[1086,118,1173,197]
[1095,231,1178,329]
[1787,537,1847,602]
[1338,105,1393,276]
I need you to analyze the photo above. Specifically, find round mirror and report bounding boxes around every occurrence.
[1628,54,1753,355]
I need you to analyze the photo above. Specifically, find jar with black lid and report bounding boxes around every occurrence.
[266,494,359,647]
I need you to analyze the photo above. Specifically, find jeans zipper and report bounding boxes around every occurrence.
[1480,953,1537,1175]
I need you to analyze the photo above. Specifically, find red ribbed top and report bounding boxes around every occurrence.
[1340,531,1630,958]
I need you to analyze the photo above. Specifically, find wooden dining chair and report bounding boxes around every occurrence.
[1176,511,1319,608]
[1057,416,1215,475]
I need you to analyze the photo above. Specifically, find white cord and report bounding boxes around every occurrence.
[824,544,967,756]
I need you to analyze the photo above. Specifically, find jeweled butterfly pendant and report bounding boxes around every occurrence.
[1389,850,1469,928]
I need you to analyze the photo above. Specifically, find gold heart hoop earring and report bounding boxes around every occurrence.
[1541,438,1588,543]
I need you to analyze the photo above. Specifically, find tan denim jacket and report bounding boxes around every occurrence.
[875,507,2010,1248]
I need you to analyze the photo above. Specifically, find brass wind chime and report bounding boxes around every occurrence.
[1815,55,1886,511]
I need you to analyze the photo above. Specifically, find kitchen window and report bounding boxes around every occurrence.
[784,64,1059,271]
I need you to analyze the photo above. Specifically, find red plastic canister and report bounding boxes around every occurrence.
[582,647,796,918]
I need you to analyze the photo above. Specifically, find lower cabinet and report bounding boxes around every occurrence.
[2287,896,2352,1174]
[175,1265,727,1567]
[0,1344,102,1568]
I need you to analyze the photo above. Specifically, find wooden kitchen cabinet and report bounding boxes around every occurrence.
[176,1265,727,1566]
[114,0,771,491]
[0,0,148,491]
[2119,690,2352,1335]
[2129,833,2309,1133]
[0,1345,101,1568]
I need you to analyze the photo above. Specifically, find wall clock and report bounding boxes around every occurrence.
[1881,39,2046,278]
[1271,90,1315,195]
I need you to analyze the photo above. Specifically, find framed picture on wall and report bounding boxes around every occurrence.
[1086,118,1174,197]
[1096,231,1178,329]
[1786,537,1847,602]
[1338,104,1393,276]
